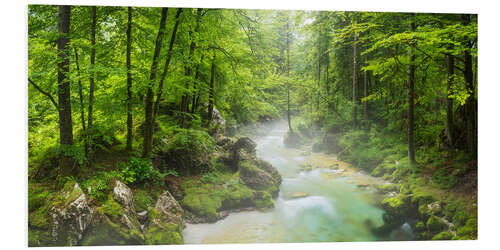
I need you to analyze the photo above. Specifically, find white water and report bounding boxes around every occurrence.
[183,122,392,243]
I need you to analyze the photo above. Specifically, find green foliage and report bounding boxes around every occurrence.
[81,170,121,203]
[118,157,153,185]
[454,218,477,240]
[432,168,458,189]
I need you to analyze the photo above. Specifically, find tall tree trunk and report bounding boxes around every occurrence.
[352,24,359,128]
[445,52,454,147]
[57,5,74,176]
[286,19,292,133]
[73,48,88,157]
[316,30,321,112]
[363,55,368,120]
[153,8,183,121]
[462,14,477,156]
[87,6,97,159]
[407,16,416,165]
[180,8,202,127]
[126,7,133,151]
[190,56,204,113]
[207,52,216,123]
[143,8,169,158]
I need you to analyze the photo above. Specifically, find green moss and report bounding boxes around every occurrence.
[254,191,274,208]
[182,193,220,220]
[426,215,448,233]
[454,218,477,240]
[28,183,51,212]
[145,223,182,245]
[432,231,453,240]
[102,195,124,220]
[134,189,153,212]
[81,211,143,246]
[415,221,426,232]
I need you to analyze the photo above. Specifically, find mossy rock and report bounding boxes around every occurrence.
[426,215,448,233]
[414,221,426,232]
[254,191,274,208]
[432,231,453,240]
[452,210,470,227]
[81,209,144,246]
[145,223,182,245]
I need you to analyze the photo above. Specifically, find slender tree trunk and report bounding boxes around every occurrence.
[352,25,359,128]
[363,55,368,120]
[180,8,202,126]
[87,6,97,160]
[153,8,183,121]
[445,53,454,146]
[190,56,204,113]
[126,7,133,151]
[143,8,168,158]
[207,52,216,123]
[88,6,96,131]
[408,16,416,165]
[73,48,88,157]
[316,31,321,112]
[286,19,292,132]
[57,5,74,176]
[462,14,477,156]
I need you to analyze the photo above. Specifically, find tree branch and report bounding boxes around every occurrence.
[28,78,58,108]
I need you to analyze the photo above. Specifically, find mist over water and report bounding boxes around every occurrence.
[183,121,389,243]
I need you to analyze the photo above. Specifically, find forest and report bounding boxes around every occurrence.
[27,5,477,246]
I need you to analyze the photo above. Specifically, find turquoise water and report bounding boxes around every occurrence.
[183,123,392,243]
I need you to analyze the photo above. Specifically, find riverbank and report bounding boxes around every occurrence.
[291,120,478,241]
[28,121,282,246]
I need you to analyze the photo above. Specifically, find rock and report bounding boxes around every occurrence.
[233,137,257,154]
[210,107,226,129]
[419,201,442,216]
[292,192,308,199]
[113,180,135,213]
[137,210,149,225]
[145,191,184,245]
[239,160,281,197]
[81,181,144,246]
[48,182,93,246]
[357,184,371,188]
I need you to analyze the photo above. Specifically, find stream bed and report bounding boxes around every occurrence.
[183,122,406,243]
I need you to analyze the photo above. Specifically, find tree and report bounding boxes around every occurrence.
[87,6,97,160]
[352,15,359,128]
[57,5,74,176]
[143,8,168,158]
[407,14,416,165]
[126,7,133,151]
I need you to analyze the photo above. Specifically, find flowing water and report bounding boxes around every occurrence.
[183,122,408,244]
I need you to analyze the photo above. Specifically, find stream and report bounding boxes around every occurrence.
[183,122,411,243]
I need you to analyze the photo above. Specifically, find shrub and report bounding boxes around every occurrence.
[119,157,153,184]
[134,190,153,212]
[432,168,458,189]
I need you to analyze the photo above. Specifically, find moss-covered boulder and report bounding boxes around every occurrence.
[239,160,280,197]
[453,218,477,240]
[81,181,144,246]
[426,215,448,233]
[145,191,184,245]
[46,181,93,246]
[432,231,453,240]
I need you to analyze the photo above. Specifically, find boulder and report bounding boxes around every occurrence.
[48,182,93,246]
[80,181,143,246]
[145,191,184,245]
[233,137,257,154]
[239,160,281,197]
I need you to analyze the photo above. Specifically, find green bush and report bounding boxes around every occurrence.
[119,157,153,185]
[426,215,448,233]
